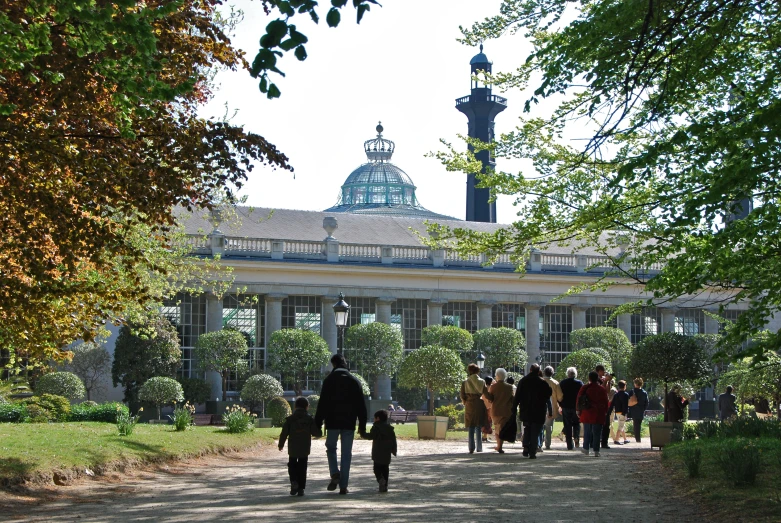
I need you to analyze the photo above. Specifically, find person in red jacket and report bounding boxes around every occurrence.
[576,371,610,457]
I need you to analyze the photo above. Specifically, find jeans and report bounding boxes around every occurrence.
[632,417,643,442]
[325,429,355,489]
[583,423,603,453]
[287,456,308,490]
[561,408,580,449]
[468,426,483,452]
[543,415,555,448]
[522,422,543,456]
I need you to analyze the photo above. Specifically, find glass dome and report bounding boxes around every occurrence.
[324,123,456,220]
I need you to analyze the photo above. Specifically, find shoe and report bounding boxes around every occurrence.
[290,481,299,496]
[594,452,600,457]
[544,446,551,450]
[624,440,630,444]
[469,450,474,454]
[567,446,574,451]
[575,440,580,448]
[297,490,305,497]
[339,488,349,495]
[327,473,340,491]
[379,478,388,493]
[476,449,483,453]
[581,448,589,456]
[601,444,611,449]
[496,448,505,454]
[537,446,543,453]
[614,441,623,445]
[522,450,529,457]
[529,453,537,459]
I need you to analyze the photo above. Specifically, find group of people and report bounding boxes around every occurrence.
[461,363,651,458]
[278,353,396,496]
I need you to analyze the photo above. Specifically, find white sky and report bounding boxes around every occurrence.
[202,0,536,224]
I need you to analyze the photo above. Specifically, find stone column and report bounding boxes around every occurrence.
[428,300,445,327]
[374,297,395,400]
[618,313,632,342]
[571,306,587,331]
[264,294,286,347]
[205,293,224,401]
[477,301,494,330]
[525,305,541,371]
[321,296,337,355]
[704,308,721,335]
[661,307,677,333]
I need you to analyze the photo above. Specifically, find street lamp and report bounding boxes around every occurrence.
[476,351,485,370]
[333,292,350,355]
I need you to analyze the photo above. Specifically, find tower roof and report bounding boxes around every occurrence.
[469,43,491,66]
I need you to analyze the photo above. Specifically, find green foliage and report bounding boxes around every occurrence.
[267,329,330,396]
[23,394,71,422]
[394,387,427,411]
[267,396,292,428]
[570,328,632,377]
[222,404,255,434]
[35,372,85,400]
[345,322,404,395]
[69,402,127,423]
[553,349,612,381]
[351,373,371,397]
[62,342,111,401]
[720,417,781,440]
[169,402,195,431]
[306,395,320,411]
[117,407,142,436]
[0,403,28,423]
[433,405,463,429]
[195,330,249,401]
[472,328,527,370]
[682,446,702,478]
[177,377,211,406]
[138,377,184,420]
[630,333,711,388]
[421,325,474,361]
[717,438,762,486]
[718,354,781,410]
[240,374,283,417]
[112,316,181,405]
[397,346,467,415]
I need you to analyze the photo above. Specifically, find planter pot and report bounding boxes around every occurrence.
[254,418,273,428]
[648,421,682,449]
[417,415,449,440]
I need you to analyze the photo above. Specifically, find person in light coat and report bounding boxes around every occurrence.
[542,366,564,450]
[460,363,488,454]
[483,368,514,454]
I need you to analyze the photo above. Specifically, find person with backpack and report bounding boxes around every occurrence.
[576,371,609,457]
[278,397,321,497]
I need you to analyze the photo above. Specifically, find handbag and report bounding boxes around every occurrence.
[628,394,639,407]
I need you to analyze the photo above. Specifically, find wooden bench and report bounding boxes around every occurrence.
[388,410,427,424]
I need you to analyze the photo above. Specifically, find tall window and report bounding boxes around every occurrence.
[391,299,427,351]
[281,296,323,392]
[631,307,661,345]
[586,306,617,328]
[223,294,265,392]
[492,303,526,336]
[675,309,705,336]
[539,305,572,367]
[160,293,207,378]
[442,301,477,333]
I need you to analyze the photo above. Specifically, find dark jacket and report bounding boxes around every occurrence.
[514,373,552,424]
[559,377,584,409]
[315,367,368,432]
[718,393,737,420]
[364,420,397,465]
[611,390,630,415]
[666,390,689,423]
[628,387,649,419]
[577,382,609,424]
[278,408,320,457]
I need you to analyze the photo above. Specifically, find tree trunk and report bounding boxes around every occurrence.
[156,405,161,420]
[663,382,669,422]
[427,386,434,415]
[261,399,266,419]
[221,372,227,402]
[86,388,91,401]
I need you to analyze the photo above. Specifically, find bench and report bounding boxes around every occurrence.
[388,410,427,424]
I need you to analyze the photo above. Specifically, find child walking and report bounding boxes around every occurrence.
[363,409,397,493]
[278,397,321,496]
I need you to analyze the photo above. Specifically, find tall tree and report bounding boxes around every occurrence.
[62,342,111,401]
[344,322,404,398]
[0,0,290,363]
[433,0,781,361]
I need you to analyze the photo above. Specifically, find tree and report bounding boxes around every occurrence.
[421,325,474,363]
[472,327,527,371]
[195,330,249,402]
[433,0,781,363]
[112,316,181,404]
[570,328,632,379]
[397,346,467,415]
[63,342,111,401]
[553,349,612,382]
[345,322,404,397]
[138,377,184,420]
[0,0,290,364]
[267,329,331,396]
[630,333,711,421]
[34,371,86,401]
[718,354,781,418]
[241,374,284,418]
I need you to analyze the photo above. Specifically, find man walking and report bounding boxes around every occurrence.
[595,364,614,449]
[515,363,552,459]
[542,366,564,450]
[559,367,584,450]
[718,385,738,421]
[315,353,368,495]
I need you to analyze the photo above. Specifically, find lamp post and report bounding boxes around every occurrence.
[476,351,485,373]
[333,292,350,356]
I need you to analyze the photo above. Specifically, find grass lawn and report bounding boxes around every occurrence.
[0,422,281,486]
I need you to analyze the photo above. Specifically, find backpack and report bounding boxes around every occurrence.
[577,386,592,411]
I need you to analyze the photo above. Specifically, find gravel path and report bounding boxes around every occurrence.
[3,436,701,522]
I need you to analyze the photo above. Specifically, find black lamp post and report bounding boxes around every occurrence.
[333,292,350,355]
[476,351,485,371]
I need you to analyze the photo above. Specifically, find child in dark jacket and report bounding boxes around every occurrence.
[278,397,321,496]
[363,409,397,493]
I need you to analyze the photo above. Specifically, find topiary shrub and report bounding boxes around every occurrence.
[35,372,86,400]
[433,404,462,429]
[394,387,427,411]
[195,329,249,401]
[351,373,371,397]
[0,403,28,422]
[138,376,184,420]
[570,327,632,378]
[24,394,71,422]
[69,402,128,422]
[240,374,283,417]
[306,394,319,411]
[177,377,211,406]
[473,327,527,371]
[267,396,292,427]
[397,345,467,415]
[345,322,404,397]
[267,329,330,396]
[553,349,613,381]
[80,400,99,407]
[421,325,474,362]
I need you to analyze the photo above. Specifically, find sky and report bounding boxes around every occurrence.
[201,0,538,224]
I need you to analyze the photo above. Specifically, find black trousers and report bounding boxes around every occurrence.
[288,456,308,489]
[561,408,581,449]
[601,412,611,446]
[373,463,390,483]
[522,422,543,456]
[631,417,643,442]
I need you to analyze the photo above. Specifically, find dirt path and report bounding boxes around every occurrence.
[2,436,701,522]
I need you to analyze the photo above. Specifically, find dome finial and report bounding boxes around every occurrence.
[479,42,483,53]
[376,121,383,135]
[364,122,395,162]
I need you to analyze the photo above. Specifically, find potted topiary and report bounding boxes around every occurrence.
[345,321,404,408]
[397,345,466,440]
[241,374,283,428]
[630,332,711,448]
[266,329,331,397]
[195,329,249,405]
[472,327,527,375]
[138,376,184,422]
[34,371,86,401]
[553,348,612,381]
